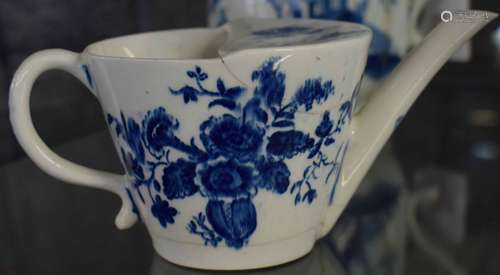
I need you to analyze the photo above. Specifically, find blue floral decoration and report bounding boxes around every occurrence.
[206,198,257,249]
[151,195,178,228]
[200,114,265,163]
[256,159,290,194]
[315,111,334,138]
[169,66,244,110]
[126,118,145,164]
[142,107,179,159]
[251,57,286,110]
[107,57,354,249]
[120,148,144,182]
[199,160,255,198]
[267,130,314,159]
[294,78,335,111]
[162,159,198,200]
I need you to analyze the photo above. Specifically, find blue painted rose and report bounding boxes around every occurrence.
[162,159,198,200]
[142,107,179,158]
[200,114,264,163]
[267,130,315,159]
[199,160,254,198]
[256,159,290,194]
[206,198,257,249]
[151,195,178,228]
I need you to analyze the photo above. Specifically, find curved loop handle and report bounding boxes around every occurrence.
[9,49,137,229]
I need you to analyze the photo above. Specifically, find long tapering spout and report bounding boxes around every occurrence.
[319,10,498,237]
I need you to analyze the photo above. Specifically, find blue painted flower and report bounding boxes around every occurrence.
[294,78,335,111]
[151,195,178,228]
[142,107,179,158]
[162,159,198,200]
[315,111,333,138]
[200,114,264,163]
[251,58,286,109]
[256,159,290,194]
[199,160,254,198]
[206,198,257,249]
[267,130,314,159]
[126,118,145,164]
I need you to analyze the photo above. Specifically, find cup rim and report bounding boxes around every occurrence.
[84,18,372,62]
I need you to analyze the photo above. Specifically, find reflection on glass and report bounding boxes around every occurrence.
[471,141,499,160]
[149,240,347,275]
[494,26,500,47]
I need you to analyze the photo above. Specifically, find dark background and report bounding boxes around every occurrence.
[1,1,499,275]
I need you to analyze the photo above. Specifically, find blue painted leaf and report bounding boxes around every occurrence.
[272,120,294,128]
[309,190,317,203]
[290,182,298,194]
[243,98,267,124]
[255,108,268,124]
[307,142,321,159]
[315,111,333,137]
[280,111,295,120]
[294,193,301,205]
[199,73,208,81]
[190,137,197,148]
[267,130,315,159]
[270,106,278,115]
[198,212,205,223]
[170,85,199,98]
[195,66,202,74]
[208,99,236,110]
[216,78,226,93]
[303,190,317,204]
[188,220,197,231]
[303,166,311,178]
[225,87,244,98]
[153,180,161,192]
[325,137,335,146]
[187,70,196,78]
[183,91,198,103]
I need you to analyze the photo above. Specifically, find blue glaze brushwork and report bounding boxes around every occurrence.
[108,57,352,249]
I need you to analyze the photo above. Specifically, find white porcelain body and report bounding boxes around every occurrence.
[90,21,370,269]
[8,14,496,270]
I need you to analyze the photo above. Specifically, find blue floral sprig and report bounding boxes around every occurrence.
[169,66,245,110]
[187,212,223,247]
[249,58,336,130]
[151,195,178,228]
[108,57,354,249]
[324,142,349,205]
[290,103,351,205]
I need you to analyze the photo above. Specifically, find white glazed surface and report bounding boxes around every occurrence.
[8,14,496,270]
[85,19,370,261]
